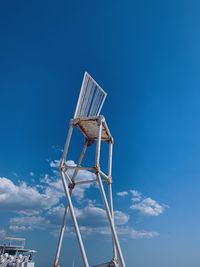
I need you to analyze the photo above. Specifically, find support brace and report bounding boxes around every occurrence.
[53,116,126,267]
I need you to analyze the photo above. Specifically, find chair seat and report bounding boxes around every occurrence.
[74,117,112,141]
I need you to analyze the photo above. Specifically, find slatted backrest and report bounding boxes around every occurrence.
[74,72,107,119]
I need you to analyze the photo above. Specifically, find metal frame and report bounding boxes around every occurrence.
[54,73,126,267]
[54,116,126,267]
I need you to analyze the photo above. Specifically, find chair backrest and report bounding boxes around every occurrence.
[74,72,107,119]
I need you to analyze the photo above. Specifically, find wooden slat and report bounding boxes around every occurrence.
[76,119,110,140]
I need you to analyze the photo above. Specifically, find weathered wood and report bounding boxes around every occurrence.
[76,118,111,141]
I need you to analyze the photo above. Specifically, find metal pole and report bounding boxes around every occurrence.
[54,140,88,267]
[97,173,126,267]
[71,142,88,181]
[95,117,102,166]
[54,125,74,267]
[66,166,94,171]
[108,141,117,261]
[95,117,125,267]
[61,123,74,163]
[75,179,97,185]
[54,196,70,267]
[61,171,89,267]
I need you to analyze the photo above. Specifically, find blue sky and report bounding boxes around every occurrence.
[0,1,200,266]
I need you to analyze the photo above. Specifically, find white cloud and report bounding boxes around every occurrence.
[9,216,50,232]
[8,200,158,241]
[50,159,60,168]
[72,182,93,202]
[46,203,129,227]
[9,225,31,232]
[29,172,34,177]
[46,204,65,225]
[0,177,61,211]
[70,225,158,239]
[8,202,130,237]
[115,226,159,239]
[131,197,166,216]
[76,204,129,227]
[0,229,6,239]
[2,160,165,241]
[130,190,142,202]
[0,159,97,214]
[129,189,168,216]
[75,205,107,227]
[78,205,129,225]
[116,191,128,197]
[114,211,129,225]
[17,210,41,216]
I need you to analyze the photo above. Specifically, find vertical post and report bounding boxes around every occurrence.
[61,171,89,267]
[54,124,74,267]
[54,196,70,267]
[61,122,74,163]
[54,137,88,267]
[97,173,126,267]
[95,116,126,267]
[108,141,117,261]
[95,116,103,167]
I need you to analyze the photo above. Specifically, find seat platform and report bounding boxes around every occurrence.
[73,116,112,142]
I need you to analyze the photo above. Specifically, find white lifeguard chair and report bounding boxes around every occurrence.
[54,72,126,267]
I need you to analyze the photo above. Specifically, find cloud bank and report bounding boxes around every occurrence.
[0,160,166,240]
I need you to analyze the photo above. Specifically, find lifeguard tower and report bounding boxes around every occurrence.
[54,72,126,267]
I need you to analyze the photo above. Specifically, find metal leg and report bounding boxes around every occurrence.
[97,173,126,267]
[61,171,89,267]
[54,125,74,267]
[108,183,118,263]
[61,123,74,164]
[108,142,117,262]
[71,141,88,182]
[95,118,125,267]
[54,197,70,267]
[54,137,89,267]
[54,141,88,266]
[95,117,103,167]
